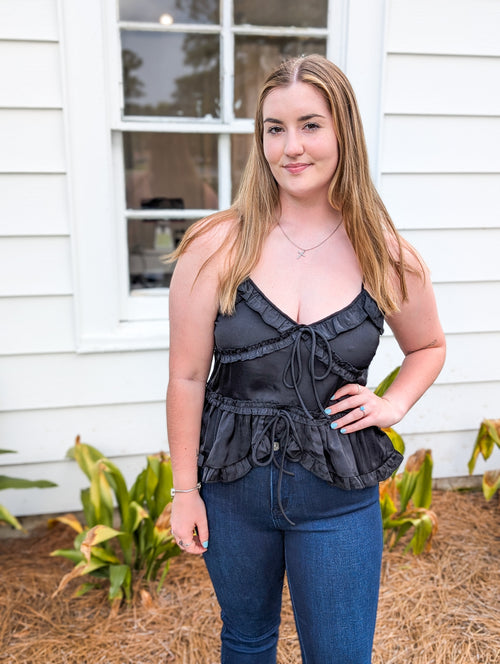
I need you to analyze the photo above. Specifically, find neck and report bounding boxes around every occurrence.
[278,199,341,233]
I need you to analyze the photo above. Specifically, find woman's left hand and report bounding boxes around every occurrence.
[324,383,404,434]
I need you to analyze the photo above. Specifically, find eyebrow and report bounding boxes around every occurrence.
[263,113,326,124]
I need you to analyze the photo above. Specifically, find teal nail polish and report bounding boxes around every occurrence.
[202,541,209,549]
[329,394,336,401]
[340,428,347,434]
[324,407,331,415]
[330,422,338,429]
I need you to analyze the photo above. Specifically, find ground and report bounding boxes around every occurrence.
[0,490,499,663]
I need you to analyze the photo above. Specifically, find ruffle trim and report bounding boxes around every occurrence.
[199,395,404,490]
[237,279,384,339]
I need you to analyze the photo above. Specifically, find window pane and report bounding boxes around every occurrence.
[119,0,219,25]
[234,0,327,27]
[124,132,218,210]
[128,216,198,290]
[122,31,220,118]
[231,134,253,201]
[234,37,327,118]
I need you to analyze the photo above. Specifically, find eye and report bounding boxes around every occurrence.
[267,125,284,134]
[303,122,320,131]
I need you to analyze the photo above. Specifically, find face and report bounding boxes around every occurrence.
[262,82,339,202]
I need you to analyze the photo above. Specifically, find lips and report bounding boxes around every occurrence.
[283,163,310,174]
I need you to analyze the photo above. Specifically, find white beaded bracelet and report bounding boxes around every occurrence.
[170,482,201,497]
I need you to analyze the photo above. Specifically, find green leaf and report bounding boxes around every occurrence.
[0,504,24,530]
[485,420,500,447]
[396,470,418,514]
[90,546,121,564]
[89,463,114,527]
[129,468,146,505]
[411,450,433,509]
[80,524,123,564]
[51,549,86,564]
[468,420,500,474]
[0,476,57,490]
[109,564,132,601]
[80,487,96,527]
[0,449,16,455]
[99,459,131,531]
[374,367,401,397]
[144,461,159,513]
[154,454,174,519]
[404,513,435,555]
[69,438,105,481]
[483,469,500,501]
[73,582,100,598]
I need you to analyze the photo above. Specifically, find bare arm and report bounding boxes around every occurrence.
[326,255,446,432]
[166,227,222,554]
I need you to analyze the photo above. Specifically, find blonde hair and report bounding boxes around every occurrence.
[172,54,420,315]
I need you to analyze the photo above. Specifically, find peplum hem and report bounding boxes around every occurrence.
[199,392,404,490]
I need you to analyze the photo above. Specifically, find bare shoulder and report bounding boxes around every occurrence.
[183,211,238,263]
[384,230,426,273]
[170,211,237,301]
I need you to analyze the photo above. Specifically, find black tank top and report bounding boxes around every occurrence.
[199,278,402,500]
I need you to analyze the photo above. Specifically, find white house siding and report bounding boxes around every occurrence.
[1,0,499,518]
[0,0,168,517]
[372,0,500,478]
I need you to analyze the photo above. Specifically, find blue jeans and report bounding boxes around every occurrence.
[202,459,383,664]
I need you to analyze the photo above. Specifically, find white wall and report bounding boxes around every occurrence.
[371,0,500,477]
[1,0,499,518]
[0,0,168,517]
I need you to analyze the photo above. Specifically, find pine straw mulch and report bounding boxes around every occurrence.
[0,489,499,664]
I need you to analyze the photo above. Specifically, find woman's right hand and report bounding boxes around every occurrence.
[170,491,209,555]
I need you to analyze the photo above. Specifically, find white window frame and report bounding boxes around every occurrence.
[60,0,386,353]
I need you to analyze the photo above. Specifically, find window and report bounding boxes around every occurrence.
[62,0,384,352]
[113,0,330,320]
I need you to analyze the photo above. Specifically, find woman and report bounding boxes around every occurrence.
[166,55,445,663]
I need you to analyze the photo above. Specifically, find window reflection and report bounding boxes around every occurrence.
[122,32,220,117]
[234,0,327,27]
[234,37,327,118]
[119,0,219,24]
[128,214,197,289]
[125,132,217,289]
[124,132,218,209]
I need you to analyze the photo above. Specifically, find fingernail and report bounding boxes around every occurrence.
[329,394,336,401]
[324,407,331,415]
[202,541,209,549]
[340,428,347,434]
[330,422,338,429]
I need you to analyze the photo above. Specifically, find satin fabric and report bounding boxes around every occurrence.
[198,279,403,496]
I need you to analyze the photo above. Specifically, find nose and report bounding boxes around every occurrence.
[284,130,304,157]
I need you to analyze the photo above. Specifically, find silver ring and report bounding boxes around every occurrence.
[179,540,193,548]
[360,405,366,415]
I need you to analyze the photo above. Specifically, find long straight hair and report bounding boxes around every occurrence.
[172,54,420,315]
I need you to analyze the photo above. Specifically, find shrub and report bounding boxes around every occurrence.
[51,437,180,606]
[375,368,437,554]
[379,449,438,554]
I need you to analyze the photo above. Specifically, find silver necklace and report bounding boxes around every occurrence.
[277,219,343,259]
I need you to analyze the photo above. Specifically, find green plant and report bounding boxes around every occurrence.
[379,449,437,554]
[374,367,437,554]
[51,437,180,605]
[468,419,500,501]
[0,449,57,531]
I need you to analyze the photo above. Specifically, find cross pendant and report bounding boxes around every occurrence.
[297,249,306,259]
